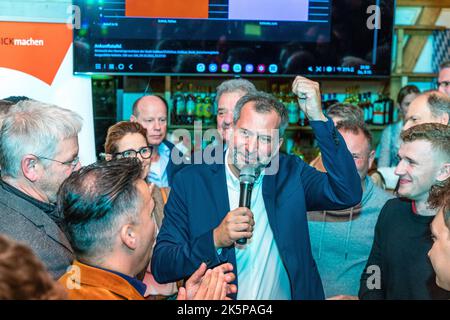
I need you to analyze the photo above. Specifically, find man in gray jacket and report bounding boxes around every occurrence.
[308,120,394,299]
[0,100,83,278]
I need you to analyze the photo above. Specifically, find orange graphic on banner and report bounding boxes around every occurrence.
[126,0,209,19]
[0,22,72,85]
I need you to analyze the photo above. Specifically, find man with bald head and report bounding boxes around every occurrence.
[403,91,450,131]
[130,95,184,188]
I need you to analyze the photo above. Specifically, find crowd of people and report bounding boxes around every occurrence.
[0,61,449,300]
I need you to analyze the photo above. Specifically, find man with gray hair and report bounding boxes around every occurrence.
[153,76,362,300]
[215,78,257,144]
[0,99,13,137]
[0,100,82,278]
[403,91,450,130]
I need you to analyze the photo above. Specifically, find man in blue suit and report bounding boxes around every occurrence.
[152,76,362,300]
[130,95,185,187]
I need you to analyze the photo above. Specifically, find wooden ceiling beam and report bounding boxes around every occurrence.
[398,0,450,7]
[402,7,441,73]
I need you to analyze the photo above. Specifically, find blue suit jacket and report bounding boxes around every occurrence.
[162,139,186,187]
[152,119,362,300]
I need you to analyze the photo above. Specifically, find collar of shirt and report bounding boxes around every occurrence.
[148,142,171,187]
[224,148,264,190]
[88,263,147,297]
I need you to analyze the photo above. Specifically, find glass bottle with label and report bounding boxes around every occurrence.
[172,82,185,125]
[185,83,197,125]
[195,87,204,123]
[287,92,299,125]
[372,94,385,125]
[203,87,213,125]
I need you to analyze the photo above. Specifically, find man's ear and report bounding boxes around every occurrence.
[104,154,113,161]
[21,155,40,182]
[130,114,137,122]
[368,150,375,169]
[277,137,284,153]
[436,163,450,182]
[440,113,449,126]
[120,224,137,251]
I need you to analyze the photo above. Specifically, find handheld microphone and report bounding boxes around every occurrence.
[236,165,256,245]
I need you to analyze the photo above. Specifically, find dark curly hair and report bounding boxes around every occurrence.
[0,235,67,300]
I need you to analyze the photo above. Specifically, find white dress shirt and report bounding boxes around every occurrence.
[148,143,170,188]
[224,149,291,300]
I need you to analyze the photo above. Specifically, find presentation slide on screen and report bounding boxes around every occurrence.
[125,0,310,22]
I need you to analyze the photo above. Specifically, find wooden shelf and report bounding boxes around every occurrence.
[169,124,215,130]
[391,72,437,78]
[169,124,387,131]
[394,25,447,33]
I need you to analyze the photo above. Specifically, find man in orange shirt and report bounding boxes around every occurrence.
[58,158,236,300]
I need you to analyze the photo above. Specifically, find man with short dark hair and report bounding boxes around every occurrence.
[359,123,450,299]
[152,76,362,300]
[438,60,450,96]
[325,103,364,124]
[130,95,184,187]
[58,158,236,300]
[403,91,450,130]
[308,121,393,299]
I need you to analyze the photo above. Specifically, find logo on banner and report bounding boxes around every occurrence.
[0,22,72,85]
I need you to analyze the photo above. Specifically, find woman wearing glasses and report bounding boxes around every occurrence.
[102,121,177,299]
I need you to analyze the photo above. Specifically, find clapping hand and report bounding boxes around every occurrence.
[177,262,237,300]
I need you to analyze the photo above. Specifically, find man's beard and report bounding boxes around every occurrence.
[231,146,271,171]
[39,174,62,204]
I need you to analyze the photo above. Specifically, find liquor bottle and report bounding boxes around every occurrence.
[384,97,394,124]
[185,83,196,125]
[172,82,185,125]
[271,83,279,97]
[286,92,299,125]
[366,92,374,124]
[203,87,213,125]
[358,93,368,123]
[195,87,204,123]
[372,94,385,125]
[278,84,287,106]
[210,90,217,119]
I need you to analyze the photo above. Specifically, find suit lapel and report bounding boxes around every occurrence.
[262,173,278,234]
[4,190,74,253]
[208,159,238,300]
[209,162,230,222]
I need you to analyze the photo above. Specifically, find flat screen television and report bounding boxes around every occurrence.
[73,0,394,78]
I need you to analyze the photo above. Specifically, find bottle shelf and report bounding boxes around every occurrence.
[168,124,386,131]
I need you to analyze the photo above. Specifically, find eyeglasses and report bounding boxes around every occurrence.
[34,155,80,169]
[113,146,153,159]
[438,81,450,88]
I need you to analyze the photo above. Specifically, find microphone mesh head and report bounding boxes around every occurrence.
[239,165,256,184]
